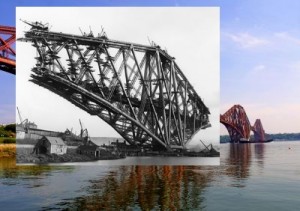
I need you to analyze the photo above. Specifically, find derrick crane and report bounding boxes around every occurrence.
[17,107,28,129]
[79,119,89,139]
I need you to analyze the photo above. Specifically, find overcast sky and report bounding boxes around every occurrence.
[16,7,219,145]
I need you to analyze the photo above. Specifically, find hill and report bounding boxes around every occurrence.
[221,133,300,143]
[0,123,16,143]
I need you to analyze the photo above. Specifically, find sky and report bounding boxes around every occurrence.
[220,1,300,134]
[0,6,16,124]
[1,0,300,137]
[0,71,15,124]
[16,7,219,145]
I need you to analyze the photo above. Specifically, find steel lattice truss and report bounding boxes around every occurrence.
[20,22,211,151]
[0,25,15,74]
[251,119,265,141]
[220,105,251,143]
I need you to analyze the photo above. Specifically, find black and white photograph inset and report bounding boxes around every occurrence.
[16,7,220,165]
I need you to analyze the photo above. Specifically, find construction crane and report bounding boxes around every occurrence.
[17,107,28,128]
[79,119,89,139]
[199,139,218,154]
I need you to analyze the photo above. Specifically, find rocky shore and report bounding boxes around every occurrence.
[17,152,97,164]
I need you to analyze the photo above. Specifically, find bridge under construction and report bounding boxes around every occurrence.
[19,21,211,152]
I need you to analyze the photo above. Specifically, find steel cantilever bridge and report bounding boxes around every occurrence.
[20,21,211,151]
[0,25,15,74]
[220,104,267,143]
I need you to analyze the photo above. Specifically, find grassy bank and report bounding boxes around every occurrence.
[0,137,16,144]
[0,144,16,158]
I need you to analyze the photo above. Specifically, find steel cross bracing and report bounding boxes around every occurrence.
[0,25,15,74]
[220,105,269,142]
[220,105,251,143]
[21,22,210,151]
[251,119,265,141]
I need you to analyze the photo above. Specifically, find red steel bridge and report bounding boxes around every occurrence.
[0,25,15,74]
[220,104,267,143]
[19,21,211,151]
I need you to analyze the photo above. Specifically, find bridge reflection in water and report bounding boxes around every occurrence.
[59,144,260,210]
[63,166,211,210]
[0,142,278,210]
[224,144,252,181]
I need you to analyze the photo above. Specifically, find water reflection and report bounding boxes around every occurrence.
[224,144,252,180]
[58,166,213,210]
[2,142,299,210]
[221,143,267,181]
[0,144,261,209]
[254,144,265,169]
[0,157,74,187]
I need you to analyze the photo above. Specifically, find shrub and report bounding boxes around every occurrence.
[3,138,16,144]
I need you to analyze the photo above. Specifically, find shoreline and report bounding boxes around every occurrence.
[16,143,219,164]
[16,152,98,164]
[16,144,125,164]
[0,143,16,158]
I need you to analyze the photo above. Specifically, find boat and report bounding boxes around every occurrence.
[239,139,273,144]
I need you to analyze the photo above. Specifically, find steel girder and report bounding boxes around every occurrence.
[0,25,15,74]
[21,22,210,151]
[220,105,251,143]
[251,119,265,141]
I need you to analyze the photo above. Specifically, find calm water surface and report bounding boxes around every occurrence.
[61,156,219,166]
[205,141,300,211]
[1,141,299,210]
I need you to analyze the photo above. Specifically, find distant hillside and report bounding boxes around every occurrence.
[221,133,300,143]
[220,135,231,143]
[0,124,16,144]
[0,123,16,137]
[90,137,125,146]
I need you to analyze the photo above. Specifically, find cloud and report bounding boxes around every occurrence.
[225,32,269,49]
[288,60,300,72]
[251,64,266,73]
[274,32,300,45]
[246,64,272,82]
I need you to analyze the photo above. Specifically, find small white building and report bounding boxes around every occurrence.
[34,136,67,155]
[16,125,26,139]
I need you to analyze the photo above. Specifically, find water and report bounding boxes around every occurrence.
[59,156,219,166]
[205,141,300,211]
[1,141,299,210]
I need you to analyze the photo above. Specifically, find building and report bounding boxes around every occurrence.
[34,136,67,155]
[26,122,37,129]
[111,139,127,149]
[77,145,101,158]
[77,144,110,158]
[16,121,63,140]
[25,128,61,140]
[16,125,26,139]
